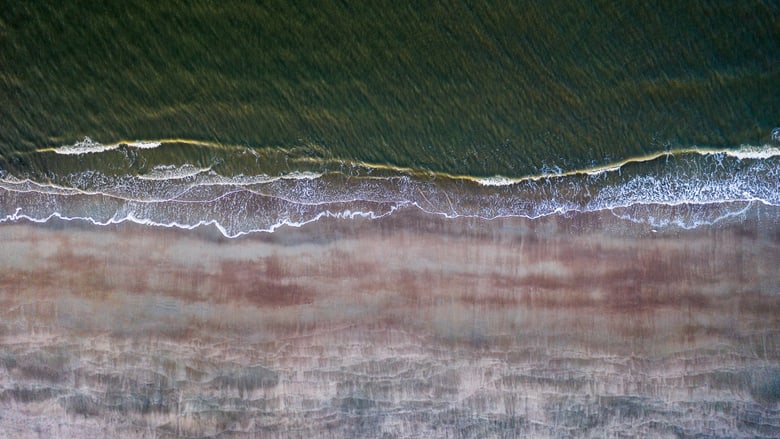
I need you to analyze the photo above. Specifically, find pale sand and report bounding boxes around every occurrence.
[0,207,778,438]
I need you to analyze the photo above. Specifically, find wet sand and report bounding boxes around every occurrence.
[0,207,779,438]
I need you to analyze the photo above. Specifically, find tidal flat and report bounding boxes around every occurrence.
[0,206,778,438]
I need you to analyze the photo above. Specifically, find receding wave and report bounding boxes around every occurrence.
[1,138,778,237]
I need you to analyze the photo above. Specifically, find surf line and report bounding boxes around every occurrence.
[24,137,780,184]
[38,137,226,155]
[297,145,780,186]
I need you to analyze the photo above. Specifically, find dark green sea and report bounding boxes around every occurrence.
[1,1,779,235]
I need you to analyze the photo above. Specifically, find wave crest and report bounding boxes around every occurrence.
[54,137,162,155]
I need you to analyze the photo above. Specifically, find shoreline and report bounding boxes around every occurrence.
[1,206,779,437]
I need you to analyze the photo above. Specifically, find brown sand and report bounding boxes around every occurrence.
[0,207,778,438]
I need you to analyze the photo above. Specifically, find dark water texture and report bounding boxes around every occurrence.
[1,1,778,177]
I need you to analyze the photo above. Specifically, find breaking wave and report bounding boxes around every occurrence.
[1,138,778,237]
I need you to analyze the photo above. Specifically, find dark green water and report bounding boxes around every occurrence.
[2,1,778,177]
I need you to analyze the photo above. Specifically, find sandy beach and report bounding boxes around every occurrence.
[0,207,779,438]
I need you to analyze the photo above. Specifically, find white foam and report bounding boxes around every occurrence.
[0,177,83,196]
[476,176,516,187]
[126,141,162,149]
[55,137,162,155]
[721,145,780,160]
[55,137,115,155]
[585,164,622,176]
[5,140,780,236]
[138,164,210,181]
[199,171,324,187]
[0,203,402,239]
[609,201,756,230]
